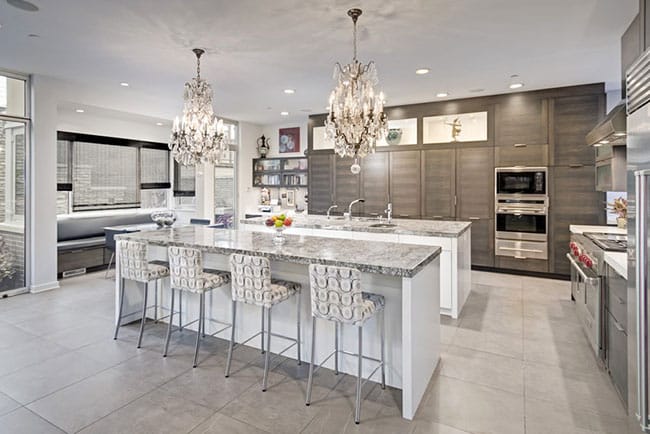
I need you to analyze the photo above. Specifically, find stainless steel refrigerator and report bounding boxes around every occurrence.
[627,48,650,433]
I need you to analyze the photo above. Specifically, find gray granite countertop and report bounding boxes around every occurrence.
[240,215,471,238]
[117,226,441,278]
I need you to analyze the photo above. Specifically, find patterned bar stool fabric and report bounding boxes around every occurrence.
[163,246,231,368]
[225,254,302,391]
[305,264,386,424]
[113,240,170,349]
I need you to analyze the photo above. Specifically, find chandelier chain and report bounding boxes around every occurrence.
[352,17,357,61]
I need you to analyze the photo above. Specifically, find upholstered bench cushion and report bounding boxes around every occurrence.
[57,236,106,251]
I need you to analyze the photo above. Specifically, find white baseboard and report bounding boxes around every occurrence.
[30,280,60,293]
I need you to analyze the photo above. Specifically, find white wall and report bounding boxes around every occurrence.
[238,122,263,219]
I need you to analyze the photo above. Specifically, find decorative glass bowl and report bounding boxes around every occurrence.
[273,226,286,244]
[151,210,176,228]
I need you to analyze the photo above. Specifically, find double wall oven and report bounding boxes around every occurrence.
[495,167,548,260]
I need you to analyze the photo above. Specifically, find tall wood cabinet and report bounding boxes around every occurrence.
[361,153,389,216]
[421,149,456,219]
[307,154,333,214]
[389,151,421,218]
[333,157,361,213]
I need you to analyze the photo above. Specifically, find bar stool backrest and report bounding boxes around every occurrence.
[308,264,365,325]
[117,239,151,282]
[168,246,207,291]
[229,254,272,306]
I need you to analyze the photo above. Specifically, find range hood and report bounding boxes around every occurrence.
[585,103,626,146]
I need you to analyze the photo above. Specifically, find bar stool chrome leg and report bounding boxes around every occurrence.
[334,322,339,375]
[193,292,205,368]
[163,288,175,357]
[113,278,125,340]
[225,300,237,377]
[305,317,316,406]
[296,290,302,365]
[262,307,272,392]
[137,282,149,349]
[380,310,386,389]
[260,306,265,354]
[154,280,159,323]
[355,325,363,424]
[178,291,183,331]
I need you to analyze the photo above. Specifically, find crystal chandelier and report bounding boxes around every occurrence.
[169,48,228,166]
[325,8,387,174]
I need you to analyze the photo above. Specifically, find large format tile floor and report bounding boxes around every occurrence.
[0,270,627,433]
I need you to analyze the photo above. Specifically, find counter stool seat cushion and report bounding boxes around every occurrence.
[118,240,170,283]
[230,254,302,308]
[309,264,384,326]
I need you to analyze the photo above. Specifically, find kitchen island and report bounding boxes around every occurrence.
[115,226,441,419]
[241,215,472,318]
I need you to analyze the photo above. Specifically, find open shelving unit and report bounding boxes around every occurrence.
[253,157,308,188]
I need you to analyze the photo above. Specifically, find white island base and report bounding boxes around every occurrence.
[115,231,441,420]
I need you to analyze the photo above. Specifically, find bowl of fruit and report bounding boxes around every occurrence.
[265,214,293,244]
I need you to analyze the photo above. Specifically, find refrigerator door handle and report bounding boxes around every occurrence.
[636,169,650,432]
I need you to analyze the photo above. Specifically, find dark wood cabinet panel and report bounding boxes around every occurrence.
[361,153,389,216]
[550,165,604,275]
[390,151,421,218]
[495,96,548,146]
[456,147,494,219]
[467,218,494,267]
[334,157,361,213]
[552,94,603,166]
[622,14,641,98]
[495,144,549,167]
[422,149,456,218]
[307,154,333,214]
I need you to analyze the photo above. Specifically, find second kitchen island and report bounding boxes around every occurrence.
[115,226,442,419]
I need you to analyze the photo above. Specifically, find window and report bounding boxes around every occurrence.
[56,132,170,213]
[173,162,196,197]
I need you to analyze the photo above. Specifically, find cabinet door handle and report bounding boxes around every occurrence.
[513,143,528,148]
[468,217,481,220]
[514,255,527,259]
[569,164,584,169]
[432,215,443,218]
[399,214,410,217]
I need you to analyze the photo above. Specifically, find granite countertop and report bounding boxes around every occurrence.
[604,252,627,279]
[569,225,626,235]
[240,215,471,238]
[117,226,441,278]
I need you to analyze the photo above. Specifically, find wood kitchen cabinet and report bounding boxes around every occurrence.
[307,154,333,214]
[494,143,549,167]
[550,165,604,275]
[456,146,494,219]
[495,96,548,146]
[361,152,390,216]
[467,218,494,267]
[390,151,421,218]
[552,94,603,166]
[421,149,456,219]
[334,156,361,213]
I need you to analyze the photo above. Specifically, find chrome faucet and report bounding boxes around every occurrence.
[345,198,365,220]
[326,204,338,219]
[385,202,393,224]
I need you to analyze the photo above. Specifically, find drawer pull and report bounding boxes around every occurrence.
[513,143,528,148]
[468,217,481,220]
[499,246,544,253]
[569,164,584,169]
[514,255,527,259]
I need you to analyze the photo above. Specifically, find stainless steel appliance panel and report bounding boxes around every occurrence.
[495,167,547,196]
[495,239,547,259]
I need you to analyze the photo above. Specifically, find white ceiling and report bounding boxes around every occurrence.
[0,0,638,125]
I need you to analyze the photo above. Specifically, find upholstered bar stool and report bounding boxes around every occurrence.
[305,264,386,425]
[163,246,232,368]
[225,253,302,392]
[113,240,170,349]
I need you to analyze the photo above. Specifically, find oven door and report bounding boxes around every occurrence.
[496,212,547,241]
[496,169,546,195]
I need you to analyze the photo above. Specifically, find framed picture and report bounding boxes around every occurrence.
[286,190,295,207]
[279,127,300,153]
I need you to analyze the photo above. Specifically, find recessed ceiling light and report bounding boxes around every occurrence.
[156,122,164,126]
[6,0,39,12]
[614,132,626,137]
[509,75,524,89]
[75,109,85,113]
[120,82,129,87]
[593,143,602,147]
[436,92,449,98]
[415,68,430,75]
[280,111,289,116]
[599,140,610,144]
[284,89,295,94]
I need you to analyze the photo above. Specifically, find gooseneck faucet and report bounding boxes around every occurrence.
[385,202,393,224]
[326,204,338,219]
[345,198,365,220]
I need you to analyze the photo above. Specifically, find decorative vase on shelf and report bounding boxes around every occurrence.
[386,128,403,146]
[617,217,627,229]
[273,226,286,245]
[151,210,176,228]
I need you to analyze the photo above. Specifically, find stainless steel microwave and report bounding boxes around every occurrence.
[495,167,547,197]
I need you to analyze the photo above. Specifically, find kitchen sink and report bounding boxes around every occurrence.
[368,223,397,228]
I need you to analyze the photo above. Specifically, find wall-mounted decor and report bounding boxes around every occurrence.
[423,111,488,144]
[279,127,300,153]
[286,190,295,207]
[257,134,270,158]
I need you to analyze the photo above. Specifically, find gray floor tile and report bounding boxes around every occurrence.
[191,413,269,434]
[523,336,600,372]
[0,392,20,417]
[0,337,69,376]
[440,345,524,395]
[0,407,65,434]
[42,317,115,350]
[458,310,523,338]
[451,327,523,360]
[415,375,525,434]
[523,315,588,345]
[78,387,214,434]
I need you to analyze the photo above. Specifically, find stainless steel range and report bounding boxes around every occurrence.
[568,231,628,359]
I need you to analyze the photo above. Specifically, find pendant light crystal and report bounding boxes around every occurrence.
[169,48,228,166]
[325,9,387,172]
